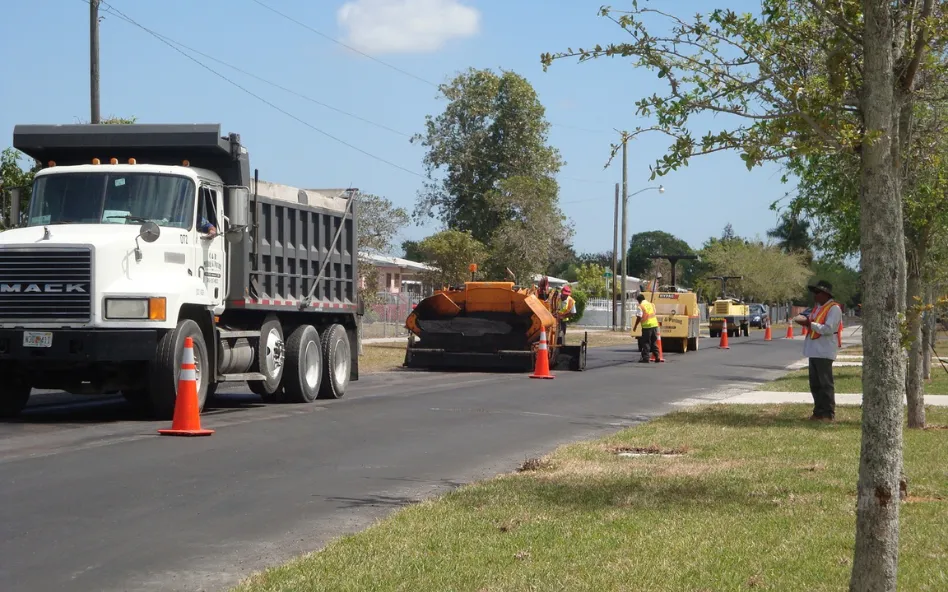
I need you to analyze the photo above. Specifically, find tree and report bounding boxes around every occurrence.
[413,68,569,273]
[700,239,811,304]
[575,263,608,298]
[625,230,697,284]
[483,175,574,284]
[767,211,813,261]
[0,148,37,229]
[402,239,424,262]
[543,2,941,586]
[356,193,410,304]
[415,229,488,287]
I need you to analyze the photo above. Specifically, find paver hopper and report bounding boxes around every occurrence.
[404,281,587,372]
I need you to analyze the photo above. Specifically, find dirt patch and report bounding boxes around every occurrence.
[612,444,689,457]
[904,494,947,503]
[517,457,548,472]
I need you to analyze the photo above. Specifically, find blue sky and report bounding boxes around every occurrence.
[0,0,789,255]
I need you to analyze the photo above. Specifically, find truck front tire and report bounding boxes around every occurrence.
[148,319,210,420]
[318,324,350,399]
[283,325,323,404]
[0,377,31,419]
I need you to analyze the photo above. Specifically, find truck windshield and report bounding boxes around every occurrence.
[28,172,195,229]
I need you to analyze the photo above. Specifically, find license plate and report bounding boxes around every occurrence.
[23,331,53,348]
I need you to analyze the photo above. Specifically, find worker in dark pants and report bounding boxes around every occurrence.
[632,293,660,363]
[796,280,842,421]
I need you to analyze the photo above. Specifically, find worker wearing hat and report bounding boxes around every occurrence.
[553,284,577,345]
[795,280,842,421]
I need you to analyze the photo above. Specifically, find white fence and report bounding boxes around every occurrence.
[573,298,711,330]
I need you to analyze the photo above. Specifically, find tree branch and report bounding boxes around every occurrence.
[901,0,935,92]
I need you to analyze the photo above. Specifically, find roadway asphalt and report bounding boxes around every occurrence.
[1,332,808,592]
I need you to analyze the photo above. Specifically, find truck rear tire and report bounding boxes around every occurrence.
[249,315,285,401]
[148,319,210,420]
[0,377,31,419]
[283,325,323,404]
[318,324,350,399]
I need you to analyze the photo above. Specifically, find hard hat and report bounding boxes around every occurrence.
[561,284,572,295]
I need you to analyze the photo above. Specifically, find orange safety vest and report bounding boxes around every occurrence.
[809,301,842,347]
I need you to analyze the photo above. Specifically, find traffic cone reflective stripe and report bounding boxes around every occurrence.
[719,327,730,349]
[530,328,555,379]
[159,337,214,437]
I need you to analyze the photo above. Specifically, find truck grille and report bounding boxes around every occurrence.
[0,249,93,322]
[714,302,730,314]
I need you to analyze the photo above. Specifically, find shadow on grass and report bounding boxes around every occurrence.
[661,405,862,429]
[459,467,780,516]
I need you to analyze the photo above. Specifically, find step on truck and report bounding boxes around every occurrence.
[0,124,361,419]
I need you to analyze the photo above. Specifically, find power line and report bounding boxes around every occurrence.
[91,0,424,178]
[79,1,613,190]
[99,5,410,138]
[247,0,613,136]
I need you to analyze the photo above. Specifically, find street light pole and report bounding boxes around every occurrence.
[620,140,629,331]
[612,182,619,331]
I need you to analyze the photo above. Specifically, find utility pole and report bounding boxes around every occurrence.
[619,138,629,330]
[612,182,619,331]
[90,0,101,124]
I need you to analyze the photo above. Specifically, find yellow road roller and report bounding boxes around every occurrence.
[404,281,587,372]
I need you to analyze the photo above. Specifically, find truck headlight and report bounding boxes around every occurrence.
[105,297,167,321]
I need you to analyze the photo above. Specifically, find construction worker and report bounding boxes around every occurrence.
[795,280,842,421]
[633,293,660,363]
[554,284,577,345]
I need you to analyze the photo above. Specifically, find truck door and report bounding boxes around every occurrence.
[197,185,225,308]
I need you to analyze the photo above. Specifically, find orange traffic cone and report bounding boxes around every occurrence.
[802,326,809,337]
[529,328,555,379]
[159,337,214,436]
[764,324,772,341]
[719,327,730,349]
[655,329,666,362]
[786,325,794,339]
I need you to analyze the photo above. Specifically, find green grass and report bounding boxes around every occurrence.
[760,366,948,394]
[232,405,948,592]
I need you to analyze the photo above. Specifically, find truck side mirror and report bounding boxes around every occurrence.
[226,186,250,228]
[139,221,161,243]
[10,187,22,228]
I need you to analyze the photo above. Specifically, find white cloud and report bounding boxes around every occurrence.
[336,0,480,55]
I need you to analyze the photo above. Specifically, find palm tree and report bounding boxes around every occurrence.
[768,212,813,256]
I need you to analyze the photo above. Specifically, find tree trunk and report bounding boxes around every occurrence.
[921,285,933,380]
[905,243,927,428]
[850,2,905,591]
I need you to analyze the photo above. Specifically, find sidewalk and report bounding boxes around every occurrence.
[718,391,948,407]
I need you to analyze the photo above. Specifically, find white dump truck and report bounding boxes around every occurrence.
[0,124,361,419]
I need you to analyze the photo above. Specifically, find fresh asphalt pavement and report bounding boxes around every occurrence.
[1,332,808,592]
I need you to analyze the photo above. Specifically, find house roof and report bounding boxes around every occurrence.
[360,252,436,272]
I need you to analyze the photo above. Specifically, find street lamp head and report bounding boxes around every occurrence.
[658,185,665,194]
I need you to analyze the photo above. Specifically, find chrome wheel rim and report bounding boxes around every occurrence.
[264,328,285,379]
[333,336,350,387]
[304,340,320,390]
